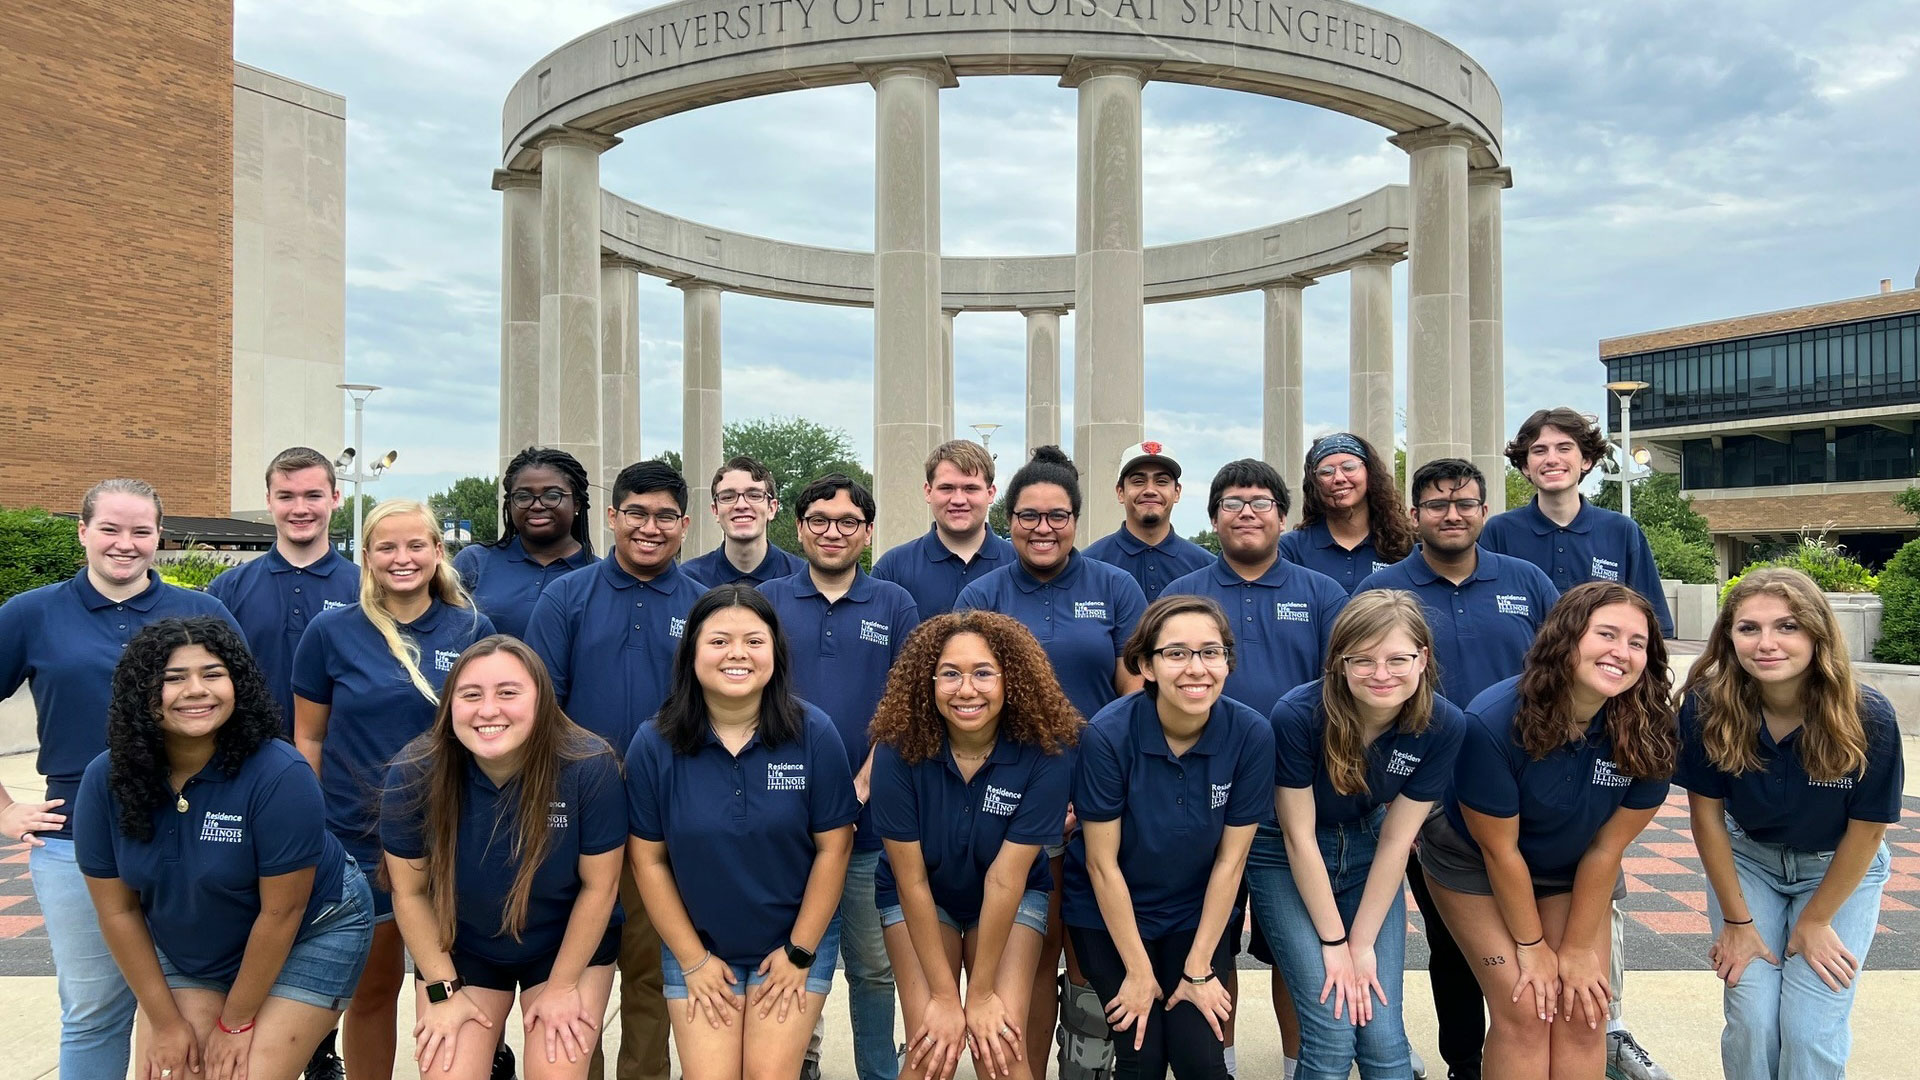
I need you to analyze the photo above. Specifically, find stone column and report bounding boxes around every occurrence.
[600,255,643,553]
[1263,279,1313,525]
[493,168,541,477]
[867,60,953,554]
[1023,308,1064,453]
[532,127,619,517]
[679,281,724,557]
[1388,125,1475,488]
[941,309,958,442]
[1064,59,1154,541]
[1347,255,1397,460]
[1469,167,1512,512]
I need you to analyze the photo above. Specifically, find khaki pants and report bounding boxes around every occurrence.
[588,872,670,1080]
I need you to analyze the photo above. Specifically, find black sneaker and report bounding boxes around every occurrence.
[799,1059,822,1080]
[491,1041,517,1080]
[304,1042,345,1080]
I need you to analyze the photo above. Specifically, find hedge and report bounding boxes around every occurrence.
[0,508,85,604]
[1871,538,1920,665]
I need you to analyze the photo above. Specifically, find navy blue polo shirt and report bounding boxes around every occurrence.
[626,703,860,968]
[1674,690,1904,853]
[524,559,709,755]
[1279,521,1397,595]
[1269,679,1465,825]
[75,740,346,982]
[208,547,361,735]
[0,570,240,839]
[1063,692,1275,939]
[870,738,1070,924]
[1445,677,1670,879]
[382,749,626,964]
[1480,498,1675,637]
[873,525,1016,619]
[955,553,1147,723]
[453,537,598,641]
[290,599,495,865]
[1162,557,1348,717]
[1356,549,1559,708]
[684,542,807,588]
[1083,526,1215,603]
[759,570,922,850]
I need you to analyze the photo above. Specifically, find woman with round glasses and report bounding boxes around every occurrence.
[455,447,598,640]
[1279,434,1414,595]
[1247,591,1462,1079]
[1064,594,1274,1080]
[866,612,1081,1080]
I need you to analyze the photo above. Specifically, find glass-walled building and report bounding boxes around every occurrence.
[1600,283,1920,573]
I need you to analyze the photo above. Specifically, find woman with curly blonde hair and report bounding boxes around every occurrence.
[1675,567,1900,1079]
[868,611,1080,1080]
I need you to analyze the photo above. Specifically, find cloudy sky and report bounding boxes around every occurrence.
[236,0,1919,536]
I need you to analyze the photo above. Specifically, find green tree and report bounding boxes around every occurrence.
[427,476,500,545]
[1504,466,1534,511]
[0,507,85,604]
[1871,538,1920,664]
[653,450,683,473]
[652,419,873,554]
[1189,529,1221,556]
[1592,471,1711,545]
[329,494,378,545]
[1895,485,1920,523]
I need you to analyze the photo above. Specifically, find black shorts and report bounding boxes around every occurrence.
[427,926,621,993]
[1417,809,1625,901]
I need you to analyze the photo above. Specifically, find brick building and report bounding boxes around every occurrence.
[1600,281,1920,575]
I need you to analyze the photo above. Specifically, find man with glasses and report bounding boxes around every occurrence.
[873,439,1014,615]
[526,460,707,1080]
[1084,441,1213,602]
[761,474,921,1080]
[685,454,807,586]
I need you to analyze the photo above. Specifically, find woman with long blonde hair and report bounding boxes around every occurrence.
[293,499,495,1080]
[1675,567,1900,1079]
[1247,590,1463,1079]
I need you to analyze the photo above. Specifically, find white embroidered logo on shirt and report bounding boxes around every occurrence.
[1386,750,1422,778]
[767,763,808,791]
[860,619,890,646]
[1072,601,1109,621]
[199,811,245,844]
[982,785,1023,816]
[1274,602,1310,623]
[1210,782,1232,809]
[548,800,570,829]
[669,617,686,638]
[434,649,460,672]
[1590,758,1631,788]
[1590,557,1621,582]
[322,599,349,611]
[1807,776,1855,790]
[1495,594,1532,617]
[1372,560,1392,575]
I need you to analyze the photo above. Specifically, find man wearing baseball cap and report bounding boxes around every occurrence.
[1082,440,1213,602]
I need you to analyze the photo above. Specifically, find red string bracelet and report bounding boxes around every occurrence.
[216,1017,254,1035]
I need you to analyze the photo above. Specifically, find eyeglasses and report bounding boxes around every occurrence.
[1218,497,1278,515]
[1341,652,1422,677]
[509,488,572,509]
[714,490,772,507]
[1011,509,1074,529]
[615,507,684,528]
[1151,645,1231,666]
[1414,498,1485,515]
[934,668,1002,690]
[802,515,869,536]
[1315,461,1365,479]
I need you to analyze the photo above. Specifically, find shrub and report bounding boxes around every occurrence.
[1871,538,1920,665]
[1721,538,1878,606]
[0,507,85,604]
[1644,524,1716,585]
[157,546,238,591]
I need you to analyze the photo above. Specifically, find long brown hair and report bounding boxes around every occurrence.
[384,636,616,948]
[1297,433,1414,563]
[869,612,1081,764]
[1318,591,1438,796]
[1513,582,1676,778]
[1678,568,1868,782]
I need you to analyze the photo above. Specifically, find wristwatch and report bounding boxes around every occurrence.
[424,977,465,1004]
[1182,969,1217,985]
[785,941,817,968]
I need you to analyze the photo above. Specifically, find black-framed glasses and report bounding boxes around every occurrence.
[1151,645,1231,666]
[1011,508,1074,528]
[714,490,772,507]
[1414,498,1485,515]
[801,515,869,536]
[1315,460,1365,479]
[1218,496,1278,514]
[615,507,683,528]
[1341,652,1422,677]
[509,488,572,509]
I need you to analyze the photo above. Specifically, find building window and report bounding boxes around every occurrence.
[1833,425,1916,482]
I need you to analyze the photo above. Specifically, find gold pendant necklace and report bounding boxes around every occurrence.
[172,783,189,813]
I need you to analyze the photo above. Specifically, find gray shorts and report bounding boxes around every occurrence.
[1417,809,1625,901]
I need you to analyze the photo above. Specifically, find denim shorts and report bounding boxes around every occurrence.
[660,922,840,999]
[157,858,376,1012]
[878,888,1051,936]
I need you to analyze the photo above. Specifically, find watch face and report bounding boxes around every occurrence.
[786,944,814,967]
[427,981,452,1003]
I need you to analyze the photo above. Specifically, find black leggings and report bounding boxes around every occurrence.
[1068,922,1236,1080]
[1407,860,1485,1079]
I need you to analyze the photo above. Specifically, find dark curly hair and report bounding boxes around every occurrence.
[869,612,1082,765]
[1514,582,1676,779]
[107,616,284,842]
[1297,433,1413,563]
[496,446,594,555]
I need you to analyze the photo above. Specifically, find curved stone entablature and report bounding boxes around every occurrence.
[599,184,1406,309]
[504,0,1503,171]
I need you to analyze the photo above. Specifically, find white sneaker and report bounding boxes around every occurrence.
[1607,1029,1674,1080]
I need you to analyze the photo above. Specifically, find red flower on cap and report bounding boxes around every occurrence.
[1141,441,1162,455]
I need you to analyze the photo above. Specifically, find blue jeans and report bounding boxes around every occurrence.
[32,836,137,1079]
[1707,825,1890,1080]
[839,848,899,1080]
[1245,818,1413,1080]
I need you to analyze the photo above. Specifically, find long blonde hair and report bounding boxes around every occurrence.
[1318,591,1438,796]
[1679,567,1867,782]
[358,500,475,703]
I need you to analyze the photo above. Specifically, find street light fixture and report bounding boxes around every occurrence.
[337,383,399,565]
[971,423,1002,458]
[1605,380,1652,518]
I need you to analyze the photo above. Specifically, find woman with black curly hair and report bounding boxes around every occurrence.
[454,447,598,640]
[1279,433,1414,594]
[867,611,1080,1080]
[76,616,372,1080]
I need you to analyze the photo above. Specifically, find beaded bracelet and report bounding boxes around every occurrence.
[216,1017,254,1035]
[684,951,713,975]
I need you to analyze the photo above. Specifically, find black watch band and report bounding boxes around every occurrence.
[425,977,464,1004]
[1182,969,1216,985]
[785,941,816,968]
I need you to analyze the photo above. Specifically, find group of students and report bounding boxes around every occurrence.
[0,405,1900,1080]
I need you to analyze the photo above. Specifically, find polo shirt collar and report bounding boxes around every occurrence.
[1110,527,1152,556]
[75,568,165,613]
[466,757,515,794]
[601,554,685,593]
[1521,496,1595,536]
[264,545,348,578]
[1304,520,1340,550]
[1408,546,1500,585]
[702,723,764,753]
[921,525,1009,566]
[401,596,450,633]
[1012,551,1084,593]
[1206,554,1291,588]
[1128,693,1232,759]
[791,569,876,604]
[940,735,1022,778]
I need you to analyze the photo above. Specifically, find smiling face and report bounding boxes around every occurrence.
[609,490,689,579]
[923,461,995,538]
[797,490,871,574]
[1010,482,1076,576]
[449,650,537,767]
[933,631,1005,740]
[1118,468,1180,531]
[158,643,234,741]
[507,464,577,547]
[366,511,441,598]
[1730,592,1814,691]
[1147,611,1230,719]
[693,606,776,706]
[713,468,777,543]
[1213,484,1283,564]
[80,491,161,589]
[1313,453,1368,512]
[1523,424,1592,494]
[1572,602,1651,704]
[1340,627,1427,716]
[1411,475,1488,556]
[267,465,339,548]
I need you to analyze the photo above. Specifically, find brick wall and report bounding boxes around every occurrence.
[1698,491,1914,534]
[0,1,233,518]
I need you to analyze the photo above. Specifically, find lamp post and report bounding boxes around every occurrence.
[336,383,398,565]
[1605,380,1651,519]
[971,423,1002,459]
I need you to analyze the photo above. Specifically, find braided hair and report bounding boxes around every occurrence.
[495,447,594,554]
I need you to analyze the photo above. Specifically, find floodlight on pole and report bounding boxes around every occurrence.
[336,384,392,566]
[1605,380,1651,519]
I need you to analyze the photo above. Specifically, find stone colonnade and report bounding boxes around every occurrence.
[498,110,1510,556]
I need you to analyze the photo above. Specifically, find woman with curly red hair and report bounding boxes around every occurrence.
[867,611,1082,1080]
